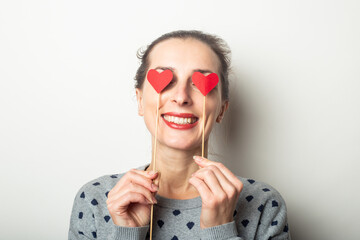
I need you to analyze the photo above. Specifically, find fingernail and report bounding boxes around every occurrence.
[152,197,158,204]
[152,183,159,191]
[193,156,202,162]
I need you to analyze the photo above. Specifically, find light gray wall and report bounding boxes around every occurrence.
[1,1,359,239]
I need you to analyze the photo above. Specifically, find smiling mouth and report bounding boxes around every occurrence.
[162,115,198,124]
[161,113,199,129]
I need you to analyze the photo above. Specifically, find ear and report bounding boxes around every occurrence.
[135,88,144,116]
[216,100,229,123]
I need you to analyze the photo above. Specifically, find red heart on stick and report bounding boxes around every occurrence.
[192,72,219,96]
[147,69,173,93]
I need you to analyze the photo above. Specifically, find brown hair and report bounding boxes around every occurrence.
[134,30,231,100]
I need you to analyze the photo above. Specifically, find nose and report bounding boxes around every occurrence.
[170,81,193,106]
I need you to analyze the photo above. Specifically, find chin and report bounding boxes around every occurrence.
[159,137,201,151]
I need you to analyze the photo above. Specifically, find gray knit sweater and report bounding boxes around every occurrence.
[68,164,291,240]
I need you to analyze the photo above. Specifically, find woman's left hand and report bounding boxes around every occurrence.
[189,156,243,229]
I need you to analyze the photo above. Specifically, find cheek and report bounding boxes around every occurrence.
[141,90,159,127]
[142,98,157,119]
[142,84,158,110]
[142,102,156,136]
[205,97,222,120]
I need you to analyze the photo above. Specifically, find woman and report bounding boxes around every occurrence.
[69,30,291,240]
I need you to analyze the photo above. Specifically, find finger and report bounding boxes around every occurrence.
[192,167,226,197]
[188,175,213,201]
[132,168,161,189]
[193,156,240,191]
[110,170,158,196]
[132,168,161,188]
[195,165,238,198]
[109,192,151,215]
[108,181,157,205]
[132,168,159,178]
[153,171,161,186]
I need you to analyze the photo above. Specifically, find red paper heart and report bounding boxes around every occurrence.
[192,72,219,96]
[147,69,173,93]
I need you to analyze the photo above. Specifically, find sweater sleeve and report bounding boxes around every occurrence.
[68,185,149,240]
[68,188,97,240]
[199,221,243,240]
[254,187,291,240]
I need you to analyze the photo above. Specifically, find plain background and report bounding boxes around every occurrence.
[1,0,359,239]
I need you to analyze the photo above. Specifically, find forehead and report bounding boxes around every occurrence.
[148,38,221,73]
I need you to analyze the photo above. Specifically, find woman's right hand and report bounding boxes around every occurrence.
[106,169,159,227]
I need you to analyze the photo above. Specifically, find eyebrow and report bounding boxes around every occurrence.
[154,66,214,74]
[154,66,175,71]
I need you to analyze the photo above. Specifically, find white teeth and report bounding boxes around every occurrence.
[163,115,197,125]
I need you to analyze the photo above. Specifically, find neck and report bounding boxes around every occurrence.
[146,141,208,199]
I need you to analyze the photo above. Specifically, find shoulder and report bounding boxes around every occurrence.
[75,174,119,201]
[237,176,287,207]
[234,176,289,223]
[233,176,290,238]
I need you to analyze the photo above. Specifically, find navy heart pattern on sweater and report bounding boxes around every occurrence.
[186,222,194,229]
[172,210,181,216]
[72,175,290,239]
[157,220,164,228]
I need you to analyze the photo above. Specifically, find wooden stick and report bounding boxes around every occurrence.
[150,93,160,240]
[202,96,206,158]
[153,94,160,171]
[150,201,154,240]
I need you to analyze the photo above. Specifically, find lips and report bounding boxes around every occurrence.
[161,112,199,130]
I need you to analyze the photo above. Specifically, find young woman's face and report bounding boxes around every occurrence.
[136,38,229,151]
